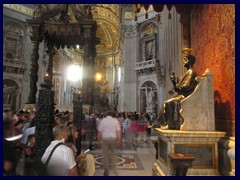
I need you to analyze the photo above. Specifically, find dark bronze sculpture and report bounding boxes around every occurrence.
[34,76,54,161]
[73,91,83,155]
[151,54,197,130]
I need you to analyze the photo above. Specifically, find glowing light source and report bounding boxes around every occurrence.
[95,72,102,82]
[67,64,82,82]
[118,67,121,82]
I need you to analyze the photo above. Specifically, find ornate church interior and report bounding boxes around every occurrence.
[3,4,235,176]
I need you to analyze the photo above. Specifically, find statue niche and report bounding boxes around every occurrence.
[141,32,157,62]
[3,85,17,111]
[146,89,156,108]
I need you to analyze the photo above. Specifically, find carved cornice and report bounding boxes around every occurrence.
[3,4,34,17]
[44,21,81,36]
[3,58,26,74]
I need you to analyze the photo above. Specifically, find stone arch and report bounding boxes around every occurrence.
[138,78,158,90]
[138,20,159,35]
[138,79,158,113]
[3,78,22,111]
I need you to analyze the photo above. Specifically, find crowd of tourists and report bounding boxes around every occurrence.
[3,108,156,176]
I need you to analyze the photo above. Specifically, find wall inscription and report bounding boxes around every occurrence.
[4,4,34,16]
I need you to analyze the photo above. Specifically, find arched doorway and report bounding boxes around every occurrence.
[139,81,157,113]
[3,79,20,111]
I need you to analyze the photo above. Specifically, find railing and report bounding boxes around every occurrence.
[134,59,156,70]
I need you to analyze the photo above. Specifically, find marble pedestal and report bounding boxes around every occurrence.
[152,129,226,176]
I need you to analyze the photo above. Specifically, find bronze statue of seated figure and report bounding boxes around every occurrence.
[151,54,198,130]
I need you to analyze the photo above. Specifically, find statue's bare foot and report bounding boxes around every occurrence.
[160,125,169,130]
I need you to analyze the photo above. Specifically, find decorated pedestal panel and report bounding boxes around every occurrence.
[152,129,225,176]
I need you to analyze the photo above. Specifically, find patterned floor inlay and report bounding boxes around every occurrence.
[93,153,144,170]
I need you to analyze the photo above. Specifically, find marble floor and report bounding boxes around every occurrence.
[82,134,157,176]
[17,132,156,176]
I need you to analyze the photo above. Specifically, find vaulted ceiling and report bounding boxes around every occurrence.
[91,5,120,55]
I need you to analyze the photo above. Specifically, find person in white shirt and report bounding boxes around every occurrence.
[21,126,36,146]
[41,124,77,176]
[97,111,121,176]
